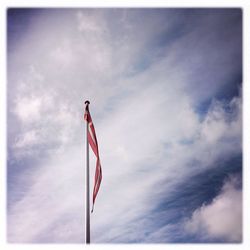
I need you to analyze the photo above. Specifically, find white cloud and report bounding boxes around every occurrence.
[8,146,85,242]
[185,175,242,242]
[200,94,242,145]
[14,96,42,123]
[14,130,39,148]
[76,11,105,33]
[50,40,75,67]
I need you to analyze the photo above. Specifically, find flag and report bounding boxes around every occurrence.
[84,103,102,212]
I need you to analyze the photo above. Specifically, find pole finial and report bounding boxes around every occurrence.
[85,100,90,105]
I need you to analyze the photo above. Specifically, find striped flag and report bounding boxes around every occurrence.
[84,103,102,212]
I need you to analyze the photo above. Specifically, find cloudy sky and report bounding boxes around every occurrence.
[7,8,242,243]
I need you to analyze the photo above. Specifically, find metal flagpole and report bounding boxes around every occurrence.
[85,100,90,244]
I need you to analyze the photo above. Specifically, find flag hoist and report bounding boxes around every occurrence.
[84,100,102,244]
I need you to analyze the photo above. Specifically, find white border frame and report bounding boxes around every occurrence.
[1,1,249,250]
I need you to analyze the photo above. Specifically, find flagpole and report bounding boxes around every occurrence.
[85,100,90,244]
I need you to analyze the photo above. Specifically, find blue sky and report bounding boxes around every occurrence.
[7,8,242,243]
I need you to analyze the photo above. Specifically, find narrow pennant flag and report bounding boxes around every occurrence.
[84,103,102,212]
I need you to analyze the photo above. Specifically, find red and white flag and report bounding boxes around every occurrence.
[84,103,102,212]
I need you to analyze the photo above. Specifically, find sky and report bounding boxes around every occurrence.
[7,8,242,243]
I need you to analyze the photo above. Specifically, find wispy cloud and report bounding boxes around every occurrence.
[7,8,242,243]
